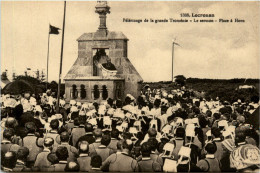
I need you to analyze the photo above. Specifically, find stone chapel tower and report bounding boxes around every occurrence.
[64,1,143,101]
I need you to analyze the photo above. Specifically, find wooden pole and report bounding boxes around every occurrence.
[172,42,174,82]
[56,1,66,113]
[46,31,50,90]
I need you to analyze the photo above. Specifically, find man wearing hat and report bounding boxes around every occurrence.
[33,137,54,171]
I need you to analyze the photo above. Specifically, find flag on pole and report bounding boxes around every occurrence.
[49,24,60,34]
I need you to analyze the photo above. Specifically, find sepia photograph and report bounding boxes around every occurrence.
[1,0,260,172]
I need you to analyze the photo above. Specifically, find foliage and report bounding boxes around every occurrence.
[1,72,8,80]
[11,75,65,96]
[15,75,41,85]
[174,75,186,86]
[142,77,259,103]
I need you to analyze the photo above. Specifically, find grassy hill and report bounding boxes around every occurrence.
[142,78,259,103]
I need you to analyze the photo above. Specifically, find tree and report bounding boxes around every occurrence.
[40,70,46,82]
[1,71,8,80]
[36,69,40,80]
[174,75,186,86]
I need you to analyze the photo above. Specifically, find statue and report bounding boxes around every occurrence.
[93,50,117,78]
[102,56,116,71]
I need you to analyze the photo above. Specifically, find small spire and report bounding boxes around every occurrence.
[95,1,110,31]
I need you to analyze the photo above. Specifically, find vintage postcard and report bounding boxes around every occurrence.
[1,1,259,172]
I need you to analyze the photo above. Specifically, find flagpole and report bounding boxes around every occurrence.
[172,42,174,82]
[56,1,66,113]
[46,30,50,90]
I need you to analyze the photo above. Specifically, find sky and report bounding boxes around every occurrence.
[1,1,259,82]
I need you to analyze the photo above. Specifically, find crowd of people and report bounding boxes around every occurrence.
[1,87,260,172]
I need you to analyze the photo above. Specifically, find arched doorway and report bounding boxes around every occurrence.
[102,85,108,100]
[72,84,77,99]
[80,84,86,99]
[93,85,100,100]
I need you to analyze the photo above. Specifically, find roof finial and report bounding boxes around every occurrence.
[95,1,110,31]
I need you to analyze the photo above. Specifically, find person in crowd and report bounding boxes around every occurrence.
[53,131,78,162]
[2,151,17,172]
[90,155,103,172]
[20,122,44,167]
[147,138,164,166]
[89,128,103,156]
[70,116,86,146]
[93,134,113,161]
[172,127,185,159]
[1,128,20,154]
[101,139,139,172]
[12,147,31,172]
[44,119,61,148]
[46,153,59,166]
[184,126,200,165]
[107,128,120,153]
[77,141,92,172]
[196,142,221,172]
[1,117,20,144]
[48,146,69,171]
[33,137,54,171]
[76,123,95,147]
[137,142,162,172]
[211,127,224,161]
[176,146,200,172]
[64,161,80,172]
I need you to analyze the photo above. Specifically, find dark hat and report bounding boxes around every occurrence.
[5,118,17,128]
[47,153,59,164]
[44,137,54,147]
[60,131,70,140]
[148,128,157,137]
[17,147,30,159]
[93,128,102,137]
[3,128,15,139]
[25,122,36,132]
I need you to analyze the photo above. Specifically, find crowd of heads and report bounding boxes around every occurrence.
[1,86,260,172]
